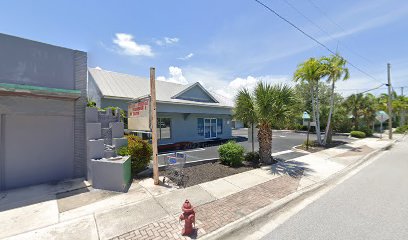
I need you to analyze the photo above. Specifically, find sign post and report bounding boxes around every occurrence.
[302,112,311,150]
[376,111,390,139]
[150,67,159,185]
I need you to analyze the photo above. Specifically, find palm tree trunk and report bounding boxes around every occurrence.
[310,87,319,144]
[251,122,255,153]
[258,123,272,164]
[323,81,335,145]
[315,85,322,145]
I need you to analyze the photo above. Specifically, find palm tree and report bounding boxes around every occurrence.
[321,54,349,145]
[344,93,364,129]
[294,58,326,145]
[234,88,257,153]
[234,82,295,164]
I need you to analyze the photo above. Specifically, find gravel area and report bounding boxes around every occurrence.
[160,161,256,188]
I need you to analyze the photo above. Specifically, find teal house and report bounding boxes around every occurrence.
[87,68,233,145]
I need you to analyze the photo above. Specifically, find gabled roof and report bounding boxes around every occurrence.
[172,82,219,103]
[88,68,233,108]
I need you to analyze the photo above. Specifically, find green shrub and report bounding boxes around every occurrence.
[87,98,97,107]
[244,151,260,164]
[218,141,245,167]
[350,131,366,138]
[116,146,129,156]
[357,127,373,137]
[117,135,152,174]
[395,125,408,133]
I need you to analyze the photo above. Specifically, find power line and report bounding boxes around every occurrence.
[283,0,374,64]
[305,0,347,32]
[253,0,382,84]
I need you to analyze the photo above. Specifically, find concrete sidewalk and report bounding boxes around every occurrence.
[0,136,399,240]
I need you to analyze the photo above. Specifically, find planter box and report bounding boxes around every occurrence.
[112,137,128,148]
[86,107,98,123]
[91,156,131,192]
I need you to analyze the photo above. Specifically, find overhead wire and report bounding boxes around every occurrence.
[253,0,385,90]
[282,0,374,65]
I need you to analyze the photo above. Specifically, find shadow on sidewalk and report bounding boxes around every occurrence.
[265,160,315,178]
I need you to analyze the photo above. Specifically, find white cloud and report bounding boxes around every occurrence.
[95,66,102,70]
[178,53,194,60]
[165,37,179,44]
[113,33,153,57]
[157,66,188,85]
[221,75,290,100]
[155,37,179,46]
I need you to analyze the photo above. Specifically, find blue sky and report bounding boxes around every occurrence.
[1,0,407,98]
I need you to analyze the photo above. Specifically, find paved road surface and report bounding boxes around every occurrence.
[262,136,408,240]
[158,129,352,165]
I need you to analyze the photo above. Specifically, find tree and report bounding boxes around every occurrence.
[234,88,257,153]
[392,96,408,126]
[321,54,349,145]
[294,58,326,145]
[234,82,295,164]
[344,93,364,130]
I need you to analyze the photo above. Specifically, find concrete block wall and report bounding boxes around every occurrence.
[73,51,87,178]
[86,107,128,183]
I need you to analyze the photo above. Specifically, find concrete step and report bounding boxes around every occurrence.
[104,149,116,158]
[86,123,101,140]
[109,122,124,138]
[87,139,104,159]
[112,137,128,149]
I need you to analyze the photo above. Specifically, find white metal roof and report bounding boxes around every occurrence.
[88,68,233,108]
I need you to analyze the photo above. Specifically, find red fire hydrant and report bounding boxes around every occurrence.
[179,199,195,236]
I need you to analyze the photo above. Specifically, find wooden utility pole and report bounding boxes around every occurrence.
[387,63,393,140]
[150,67,159,185]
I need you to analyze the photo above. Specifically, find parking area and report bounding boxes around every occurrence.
[158,129,353,165]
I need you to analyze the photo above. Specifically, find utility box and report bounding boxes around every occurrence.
[91,156,131,192]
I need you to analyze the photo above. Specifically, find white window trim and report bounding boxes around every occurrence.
[204,118,217,139]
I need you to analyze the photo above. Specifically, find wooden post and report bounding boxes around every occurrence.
[150,67,159,185]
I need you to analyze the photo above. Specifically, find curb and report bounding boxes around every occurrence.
[291,145,310,154]
[199,139,398,240]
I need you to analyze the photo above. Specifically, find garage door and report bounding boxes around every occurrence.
[0,108,75,190]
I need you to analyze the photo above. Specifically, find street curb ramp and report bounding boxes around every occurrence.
[199,138,399,240]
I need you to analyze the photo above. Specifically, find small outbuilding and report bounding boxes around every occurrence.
[87,68,233,145]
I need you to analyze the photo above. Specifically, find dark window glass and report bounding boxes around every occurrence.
[197,118,204,136]
[217,118,223,134]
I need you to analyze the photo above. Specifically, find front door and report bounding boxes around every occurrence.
[204,118,217,139]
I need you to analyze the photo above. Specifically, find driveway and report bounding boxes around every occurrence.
[158,129,353,165]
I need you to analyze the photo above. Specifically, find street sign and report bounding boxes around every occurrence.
[376,111,389,123]
[302,112,311,120]
[128,96,151,131]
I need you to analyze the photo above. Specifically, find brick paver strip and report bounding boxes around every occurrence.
[112,173,302,240]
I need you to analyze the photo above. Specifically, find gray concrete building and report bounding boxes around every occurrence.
[87,68,233,145]
[0,33,87,190]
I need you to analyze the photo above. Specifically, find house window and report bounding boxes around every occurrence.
[157,118,171,139]
[197,118,204,136]
[217,118,223,134]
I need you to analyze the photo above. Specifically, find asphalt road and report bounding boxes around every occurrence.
[262,137,408,240]
[158,128,352,165]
